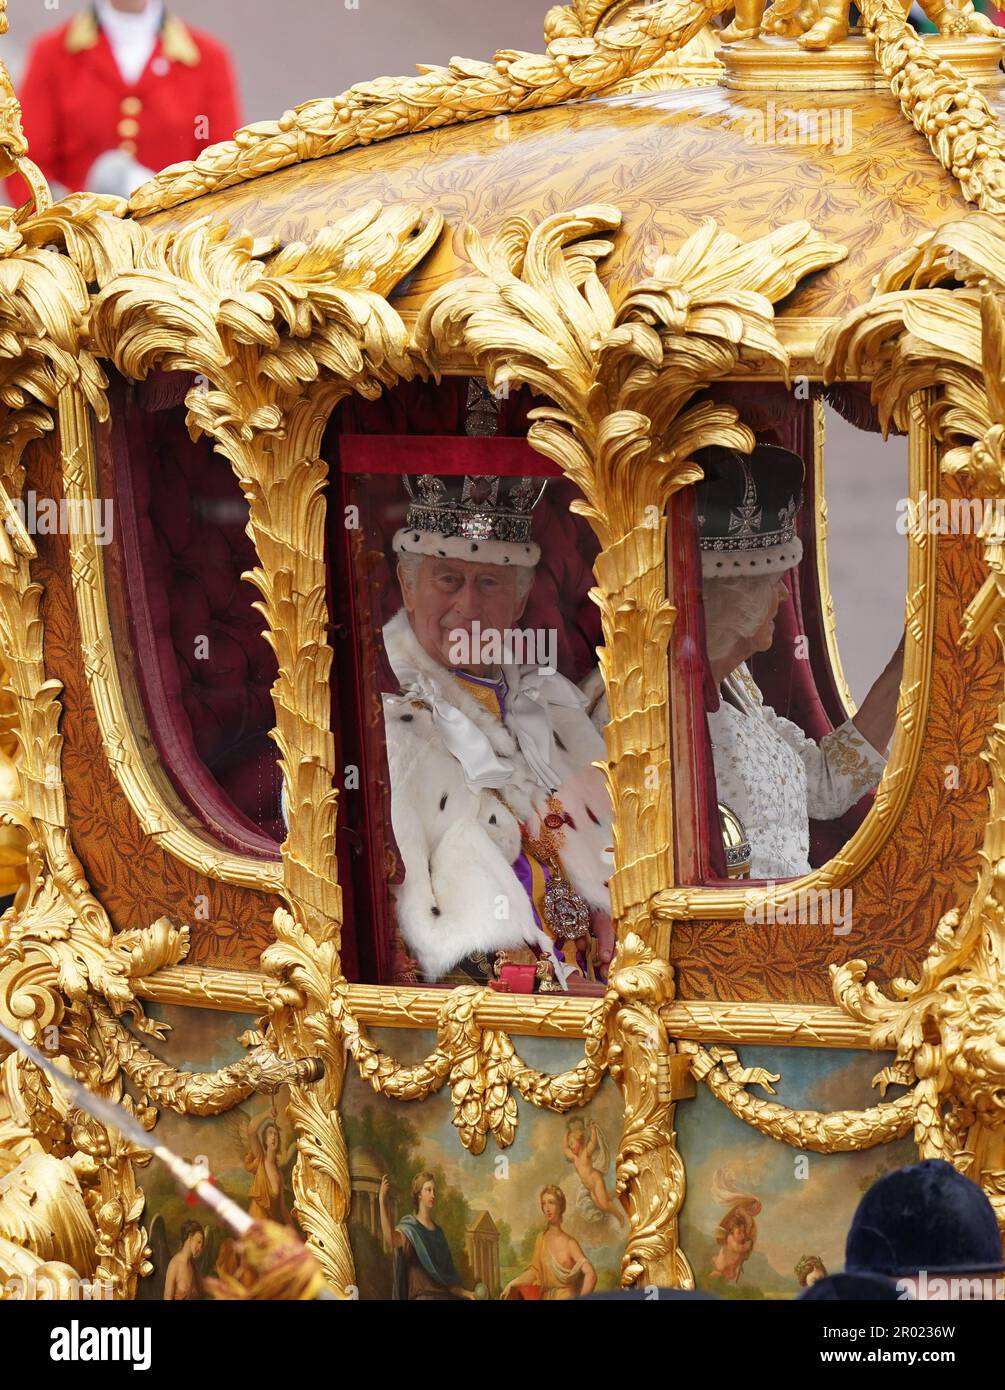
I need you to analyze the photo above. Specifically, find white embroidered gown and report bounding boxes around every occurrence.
[708,665,887,879]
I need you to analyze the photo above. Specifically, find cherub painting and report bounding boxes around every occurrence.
[709,1169,761,1284]
[562,1118,625,1226]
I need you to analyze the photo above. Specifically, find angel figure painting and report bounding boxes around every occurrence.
[138,1089,301,1299]
[709,1170,762,1284]
[245,1112,298,1226]
[562,1118,625,1226]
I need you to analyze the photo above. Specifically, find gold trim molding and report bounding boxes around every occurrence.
[399,314,866,385]
[720,33,1005,90]
[812,396,858,719]
[132,964,878,1046]
[128,0,731,217]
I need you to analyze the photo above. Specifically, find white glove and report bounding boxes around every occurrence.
[85,149,158,199]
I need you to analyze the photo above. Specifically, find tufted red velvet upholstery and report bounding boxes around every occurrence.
[110,373,284,849]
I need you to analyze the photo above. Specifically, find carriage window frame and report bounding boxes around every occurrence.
[662,382,936,923]
[54,354,941,1034]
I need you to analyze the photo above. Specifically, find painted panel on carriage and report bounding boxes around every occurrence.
[341,1029,627,1300]
[676,1045,916,1299]
[128,1011,912,1301]
[131,1003,299,1301]
[130,1008,626,1300]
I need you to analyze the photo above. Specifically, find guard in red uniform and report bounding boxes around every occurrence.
[6,0,240,207]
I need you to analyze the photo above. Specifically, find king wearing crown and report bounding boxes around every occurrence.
[380,472,614,993]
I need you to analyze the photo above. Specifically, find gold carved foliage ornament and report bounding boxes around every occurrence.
[0,0,1004,1299]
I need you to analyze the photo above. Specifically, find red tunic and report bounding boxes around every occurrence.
[6,8,240,206]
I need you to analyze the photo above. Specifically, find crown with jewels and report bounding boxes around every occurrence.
[693,444,805,579]
[393,473,548,568]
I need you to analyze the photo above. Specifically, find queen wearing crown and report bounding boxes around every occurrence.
[381,472,614,992]
[696,445,904,880]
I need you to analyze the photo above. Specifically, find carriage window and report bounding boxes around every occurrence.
[326,380,612,995]
[670,384,908,887]
[99,370,284,855]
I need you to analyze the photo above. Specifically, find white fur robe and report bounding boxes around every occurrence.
[382,608,613,983]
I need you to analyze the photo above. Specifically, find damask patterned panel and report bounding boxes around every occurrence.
[677,1045,917,1297]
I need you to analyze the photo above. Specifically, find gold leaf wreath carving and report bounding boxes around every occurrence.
[89,1003,322,1116]
[859,0,1005,212]
[127,0,731,217]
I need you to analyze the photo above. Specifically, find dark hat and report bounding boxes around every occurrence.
[846,1160,1005,1277]
[798,1271,906,1301]
[693,444,805,580]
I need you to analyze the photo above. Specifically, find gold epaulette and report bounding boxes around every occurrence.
[161,15,201,67]
[64,9,99,53]
[65,9,202,67]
